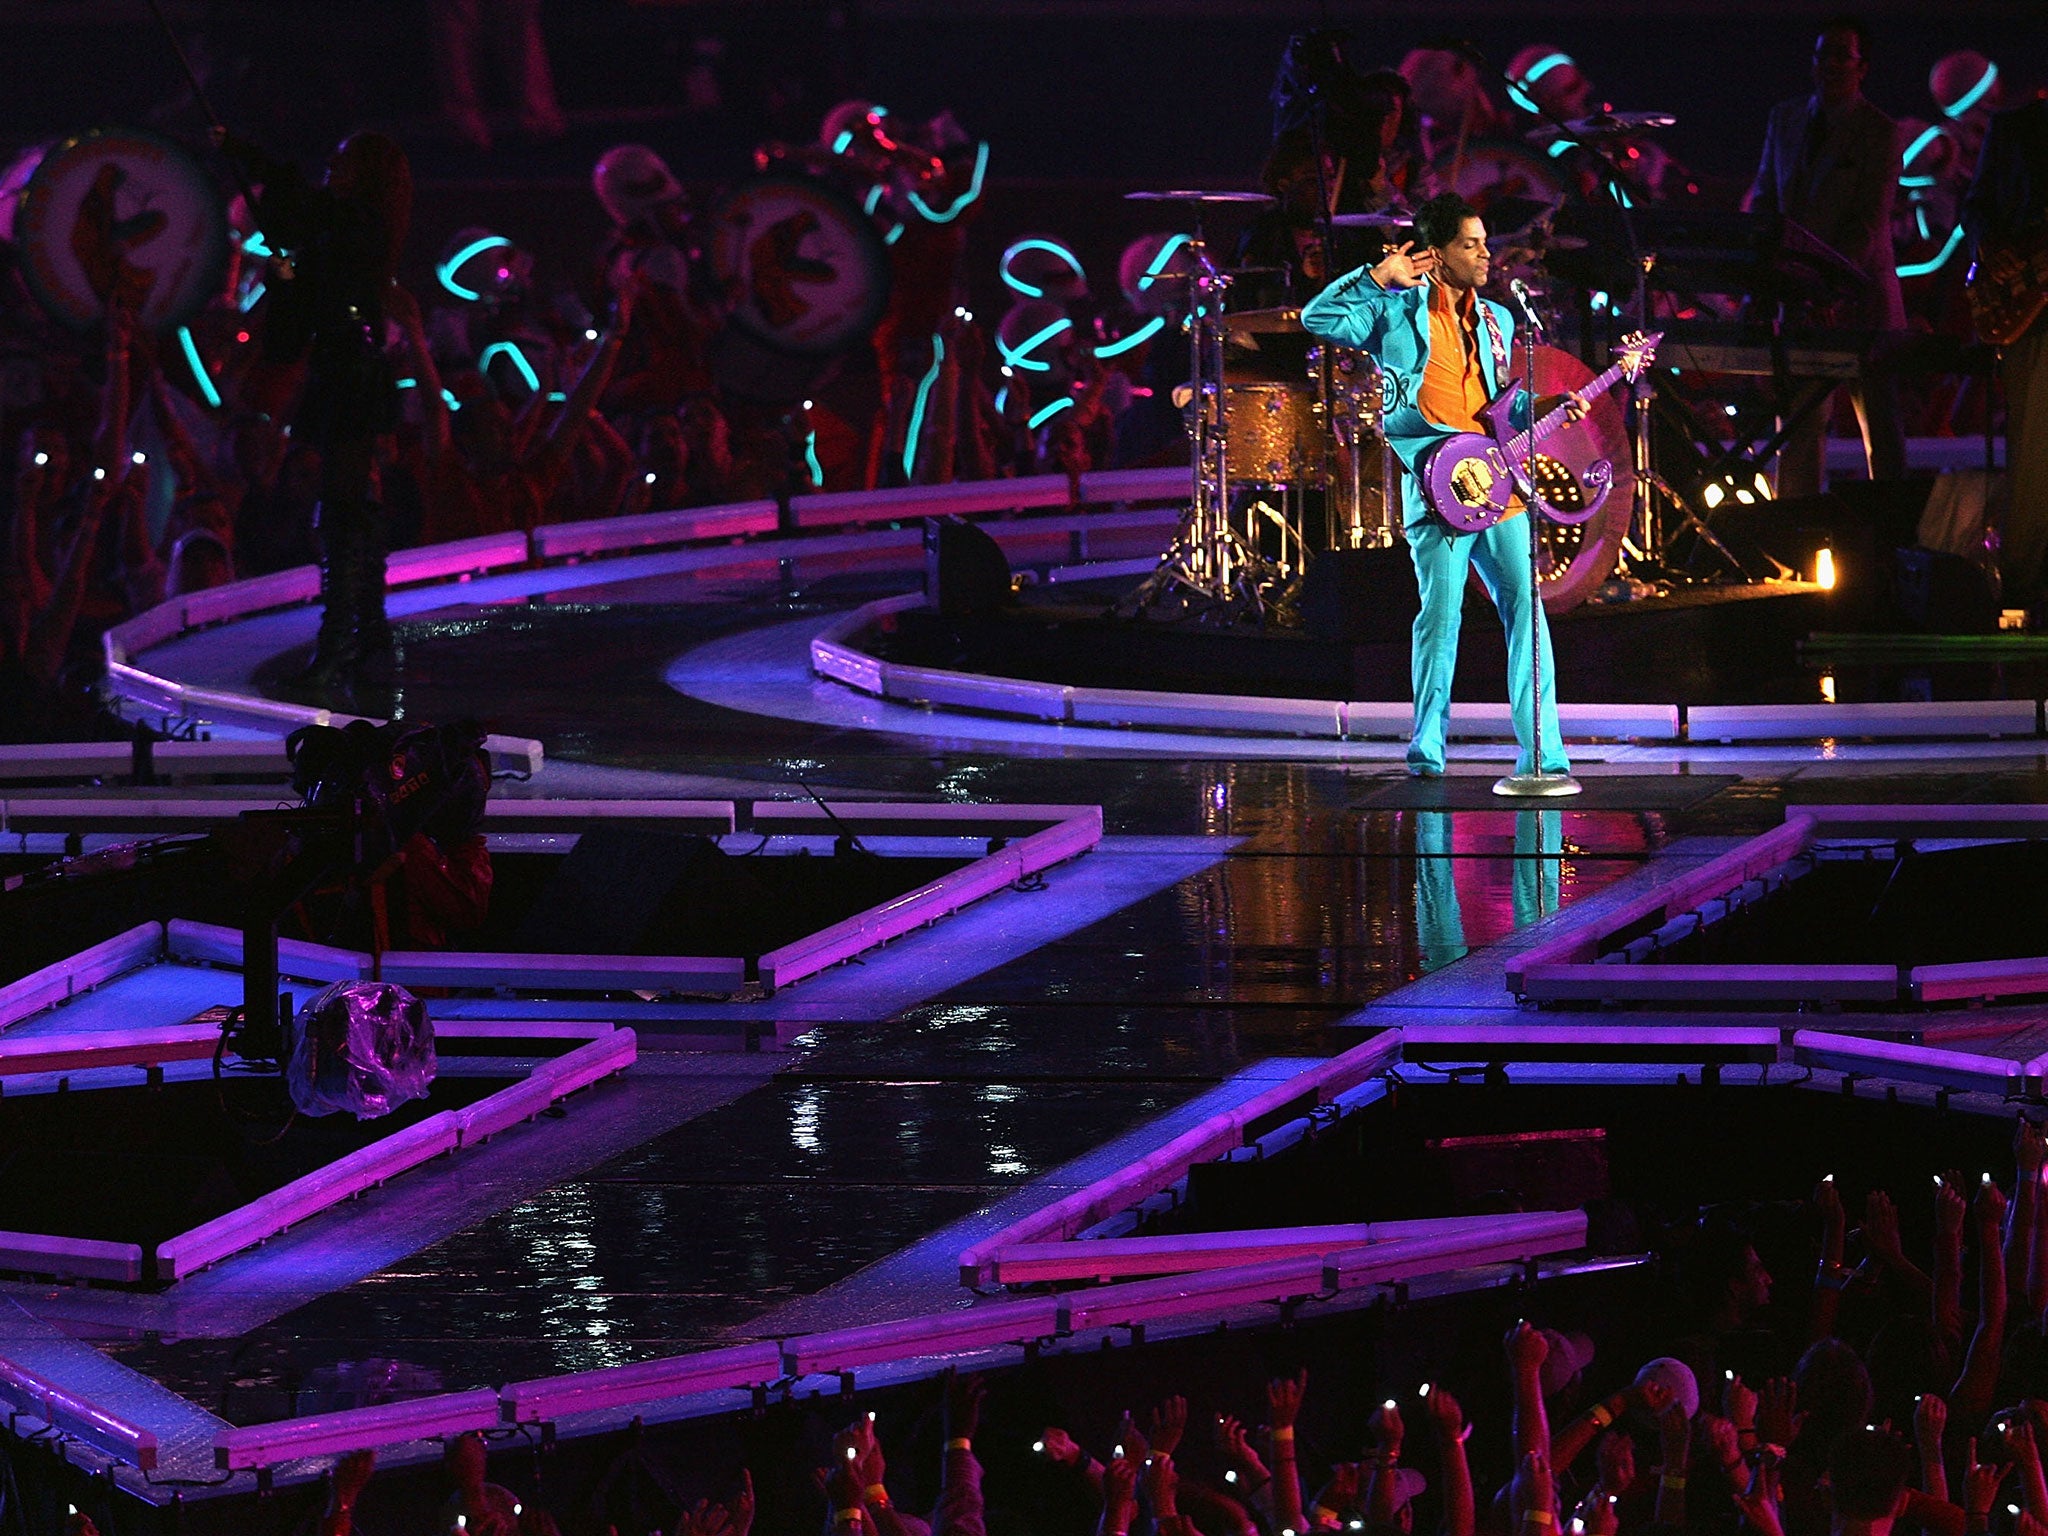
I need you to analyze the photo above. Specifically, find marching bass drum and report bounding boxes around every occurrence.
[16,128,226,333]
[1526,342,1632,613]
[706,174,890,356]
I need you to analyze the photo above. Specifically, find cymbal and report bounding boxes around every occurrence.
[1224,307,1302,333]
[1125,189,1277,205]
[1528,111,1677,143]
[1330,209,1415,229]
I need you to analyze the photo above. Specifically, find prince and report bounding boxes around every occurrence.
[1302,191,1585,779]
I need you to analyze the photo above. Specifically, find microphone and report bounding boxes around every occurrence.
[1508,278,1545,332]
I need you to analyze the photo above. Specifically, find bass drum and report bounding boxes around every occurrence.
[15,128,226,333]
[1527,343,1632,613]
[706,174,890,356]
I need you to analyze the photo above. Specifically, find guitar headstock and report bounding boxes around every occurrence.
[1614,330,1664,383]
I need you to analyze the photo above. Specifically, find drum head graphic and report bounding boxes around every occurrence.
[708,175,890,356]
[18,128,227,333]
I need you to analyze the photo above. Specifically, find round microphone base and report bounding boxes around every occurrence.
[1492,771,1584,798]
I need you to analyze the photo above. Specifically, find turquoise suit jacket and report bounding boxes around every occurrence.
[1299,269,1529,526]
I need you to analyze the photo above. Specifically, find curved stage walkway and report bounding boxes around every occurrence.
[17,478,2048,1509]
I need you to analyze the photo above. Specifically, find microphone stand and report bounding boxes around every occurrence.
[1456,41,1661,580]
[1493,287,1582,799]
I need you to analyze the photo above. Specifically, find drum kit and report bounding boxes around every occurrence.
[1116,103,1680,622]
[1117,189,1397,623]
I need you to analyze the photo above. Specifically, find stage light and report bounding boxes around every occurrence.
[2001,609,2028,631]
[1734,488,1754,504]
[1815,547,1837,590]
[1820,672,1836,705]
[1753,471,1772,499]
[32,451,46,466]
[1702,483,1724,509]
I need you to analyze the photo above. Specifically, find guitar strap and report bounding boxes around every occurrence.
[1476,301,1509,384]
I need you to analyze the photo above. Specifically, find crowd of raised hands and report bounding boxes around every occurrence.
[54,1119,2048,1536]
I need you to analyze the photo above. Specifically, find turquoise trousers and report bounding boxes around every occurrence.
[1405,513,1570,777]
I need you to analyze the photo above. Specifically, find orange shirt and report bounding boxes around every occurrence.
[1417,279,1492,434]
[1418,280,1523,521]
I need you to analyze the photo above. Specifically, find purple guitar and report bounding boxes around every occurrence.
[1420,330,1662,533]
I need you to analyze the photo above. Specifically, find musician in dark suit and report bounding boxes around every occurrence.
[1749,17,1906,498]
[1965,100,2048,609]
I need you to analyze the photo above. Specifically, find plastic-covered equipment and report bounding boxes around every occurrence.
[285,980,437,1120]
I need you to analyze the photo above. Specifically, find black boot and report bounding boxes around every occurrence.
[350,500,394,688]
[293,509,360,698]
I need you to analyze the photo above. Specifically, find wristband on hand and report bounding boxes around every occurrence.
[836,1510,864,1526]
[1586,1405,1614,1430]
[1661,1475,1687,1491]
[864,1485,890,1506]
[1525,1512,1556,1527]
[946,1437,973,1452]
[1272,1427,1295,1444]
[1312,1505,1342,1528]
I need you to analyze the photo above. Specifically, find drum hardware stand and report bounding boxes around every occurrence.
[1495,287,1582,799]
[1117,214,1295,622]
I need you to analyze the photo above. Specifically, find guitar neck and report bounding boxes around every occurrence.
[1505,360,1628,459]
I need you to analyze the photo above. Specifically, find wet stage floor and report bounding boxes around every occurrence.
[76,590,2048,1424]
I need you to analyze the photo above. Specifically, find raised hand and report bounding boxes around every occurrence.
[1916,1393,1948,1450]
[1103,1457,1139,1534]
[1756,1378,1804,1448]
[1816,1176,1847,1255]
[727,1470,755,1536]
[1267,1369,1308,1431]
[1937,1178,1968,1243]
[1967,1439,2015,1522]
[1142,1446,1179,1517]
[1703,1414,1742,1472]
[1595,1428,1636,1494]
[1147,1395,1189,1459]
[1369,1399,1405,1455]
[1042,1428,1084,1467]
[1724,1373,1759,1433]
[1865,1190,1905,1264]
[1506,1321,1550,1377]
[1116,1410,1151,1468]
[1978,1176,2011,1236]
[1371,241,1437,290]
[944,1370,986,1444]
[2022,1120,2048,1179]
[1578,1488,1620,1536]
[1424,1384,1466,1440]
[1214,1414,1270,1486]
